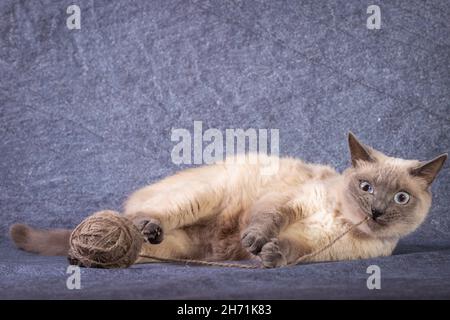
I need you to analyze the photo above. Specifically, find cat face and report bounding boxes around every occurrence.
[342,133,447,239]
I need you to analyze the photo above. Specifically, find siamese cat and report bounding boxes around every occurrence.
[10,133,447,267]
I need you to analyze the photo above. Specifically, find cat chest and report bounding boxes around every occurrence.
[289,210,341,242]
[283,212,396,261]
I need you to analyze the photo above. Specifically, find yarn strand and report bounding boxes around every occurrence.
[138,255,260,269]
[289,216,370,266]
[138,216,370,269]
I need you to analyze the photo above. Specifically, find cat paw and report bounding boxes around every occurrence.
[259,239,287,268]
[241,228,269,255]
[135,219,164,244]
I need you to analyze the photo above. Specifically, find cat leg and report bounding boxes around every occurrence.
[240,192,295,255]
[124,165,226,243]
[254,202,310,268]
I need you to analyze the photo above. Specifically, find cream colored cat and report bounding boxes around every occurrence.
[10,133,447,267]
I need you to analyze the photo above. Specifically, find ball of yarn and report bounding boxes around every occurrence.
[68,210,143,268]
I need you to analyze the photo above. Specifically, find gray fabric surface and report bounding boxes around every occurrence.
[0,0,449,299]
[1,240,450,299]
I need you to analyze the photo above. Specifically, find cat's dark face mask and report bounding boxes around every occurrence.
[343,132,446,238]
[346,169,429,238]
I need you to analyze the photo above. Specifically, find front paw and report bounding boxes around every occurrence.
[241,228,269,255]
[259,239,287,268]
[135,218,164,244]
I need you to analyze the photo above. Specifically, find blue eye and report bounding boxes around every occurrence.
[394,191,410,205]
[360,181,374,193]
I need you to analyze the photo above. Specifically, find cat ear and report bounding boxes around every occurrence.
[348,132,375,167]
[410,153,447,185]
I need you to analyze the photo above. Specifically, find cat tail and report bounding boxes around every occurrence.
[9,223,71,256]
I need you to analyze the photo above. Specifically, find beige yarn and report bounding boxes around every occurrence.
[68,210,143,268]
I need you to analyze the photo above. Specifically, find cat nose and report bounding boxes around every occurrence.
[371,208,384,219]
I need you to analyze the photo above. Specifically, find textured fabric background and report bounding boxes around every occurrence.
[0,0,449,299]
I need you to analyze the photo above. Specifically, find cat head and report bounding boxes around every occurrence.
[341,132,447,239]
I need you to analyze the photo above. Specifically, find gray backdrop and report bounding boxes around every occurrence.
[0,0,449,299]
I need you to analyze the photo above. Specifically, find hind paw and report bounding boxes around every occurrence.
[259,238,287,268]
[135,219,164,244]
[241,228,269,255]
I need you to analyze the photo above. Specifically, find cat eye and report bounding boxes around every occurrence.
[394,191,410,205]
[359,181,373,193]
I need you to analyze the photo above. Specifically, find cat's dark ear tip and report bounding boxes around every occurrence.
[411,153,448,185]
[347,131,364,147]
[438,153,448,163]
[431,153,448,164]
[347,131,357,141]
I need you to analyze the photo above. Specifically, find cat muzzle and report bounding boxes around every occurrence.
[370,208,384,220]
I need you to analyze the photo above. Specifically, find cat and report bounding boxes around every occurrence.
[10,133,447,267]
